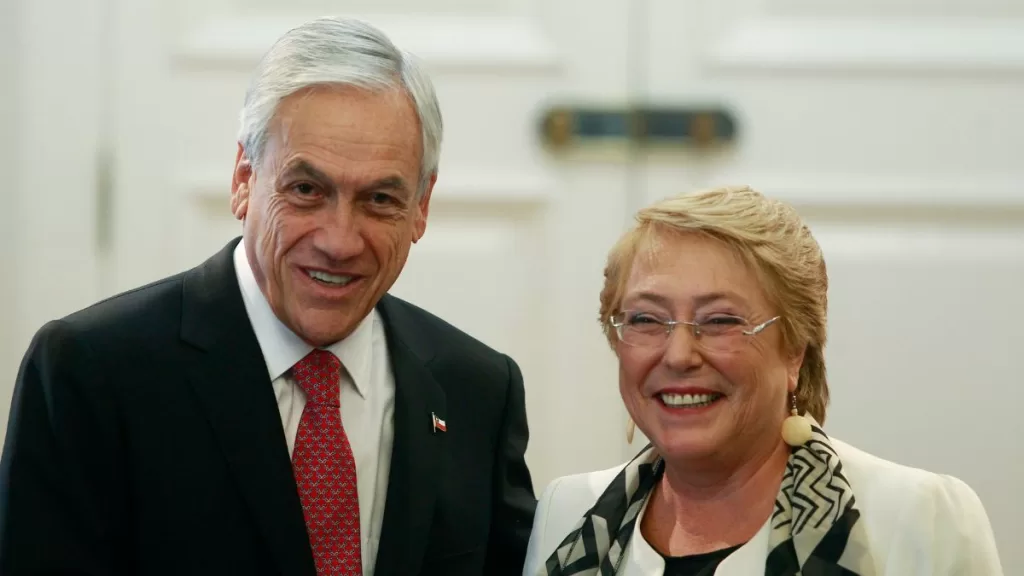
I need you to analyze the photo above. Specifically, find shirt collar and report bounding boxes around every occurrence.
[233,241,376,397]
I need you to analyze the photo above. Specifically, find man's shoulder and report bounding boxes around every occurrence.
[378,294,512,374]
[39,269,190,353]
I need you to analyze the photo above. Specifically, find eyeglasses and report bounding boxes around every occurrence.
[608,310,781,352]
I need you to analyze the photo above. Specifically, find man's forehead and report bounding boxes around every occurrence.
[257,97,420,176]
[276,84,414,124]
[266,87,420,154]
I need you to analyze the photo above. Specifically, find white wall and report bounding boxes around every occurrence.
[0,0,105,434]
[0,0,21,404]
[3,0,1021,569]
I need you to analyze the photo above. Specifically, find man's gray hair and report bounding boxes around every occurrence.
[237,16,443,195]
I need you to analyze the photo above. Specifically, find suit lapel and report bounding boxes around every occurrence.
[372,295,447,576]
[179,239,316,576]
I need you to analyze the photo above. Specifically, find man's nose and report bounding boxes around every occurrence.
[313,201,366,262]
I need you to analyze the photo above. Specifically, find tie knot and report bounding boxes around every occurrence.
[293,349,341,407]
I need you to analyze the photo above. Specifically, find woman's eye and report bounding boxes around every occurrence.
[705,316,743,325]
[627,313,660,325]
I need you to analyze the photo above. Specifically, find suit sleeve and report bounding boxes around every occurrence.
[482,354,538,575]
[0,321,129,575]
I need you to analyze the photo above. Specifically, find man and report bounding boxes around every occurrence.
[0,16,536,576]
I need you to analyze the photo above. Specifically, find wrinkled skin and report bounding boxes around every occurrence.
[231,85,435,346]
[617,231,803,471]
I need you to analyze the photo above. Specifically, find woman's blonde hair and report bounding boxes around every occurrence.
[598,185,830,422]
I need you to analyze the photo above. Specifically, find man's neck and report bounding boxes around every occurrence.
[640,438,790,556]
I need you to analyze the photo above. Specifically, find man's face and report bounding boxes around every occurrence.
[230,85,434,346]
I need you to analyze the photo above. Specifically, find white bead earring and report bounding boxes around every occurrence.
[626,417,635,444]
[781,392,813,447]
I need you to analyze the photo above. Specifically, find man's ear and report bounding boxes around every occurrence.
[231,143,253,221]
[412,172,437,243]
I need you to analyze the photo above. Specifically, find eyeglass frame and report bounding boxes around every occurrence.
[607,311,781,348]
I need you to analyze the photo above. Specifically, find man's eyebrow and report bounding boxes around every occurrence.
[366,175,407,191]
[361,175,411,197]
[278,160,333,184]
[278,163,412,196]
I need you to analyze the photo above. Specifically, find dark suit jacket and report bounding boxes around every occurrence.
[0,238,537,576]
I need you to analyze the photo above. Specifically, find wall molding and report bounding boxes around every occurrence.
[698,173,1024,209]
[181,167,555,206]
[709,17,1024,72]
[175,14,562,73]
[814,226,1024,260]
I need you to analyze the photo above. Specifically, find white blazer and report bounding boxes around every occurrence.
[523,439,1003,575]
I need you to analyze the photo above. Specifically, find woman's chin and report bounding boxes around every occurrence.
[649,428,727,463]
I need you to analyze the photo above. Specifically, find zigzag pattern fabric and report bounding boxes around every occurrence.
[538,424,877,575]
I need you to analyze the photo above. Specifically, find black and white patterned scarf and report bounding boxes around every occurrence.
[538,423,876,575]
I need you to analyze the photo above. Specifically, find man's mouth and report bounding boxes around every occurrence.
[306,269,356,286]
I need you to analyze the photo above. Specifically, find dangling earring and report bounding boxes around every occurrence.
[626,417,636,444]
[781,392,812,446]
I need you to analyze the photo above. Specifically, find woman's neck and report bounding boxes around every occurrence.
[640,439,790,557]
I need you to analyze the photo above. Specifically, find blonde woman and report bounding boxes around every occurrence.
[523,186,1002,575]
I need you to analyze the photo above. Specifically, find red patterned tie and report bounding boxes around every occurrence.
[291,349,362,575]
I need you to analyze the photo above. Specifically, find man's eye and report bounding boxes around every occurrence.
[292,183,316,195]
[370,192,396,205]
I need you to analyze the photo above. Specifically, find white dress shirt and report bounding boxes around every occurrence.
[233,242,395,575]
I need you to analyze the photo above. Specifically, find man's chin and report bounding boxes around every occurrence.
[289,310,365,347]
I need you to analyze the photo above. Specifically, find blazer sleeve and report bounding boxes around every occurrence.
[0,321,129,575]
[522,475,564,576]
[930,474,1004,575]
[482,354,538,575]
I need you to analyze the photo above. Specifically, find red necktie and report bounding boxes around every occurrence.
[291,349,362,575]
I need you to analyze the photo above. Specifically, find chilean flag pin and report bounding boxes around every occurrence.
[432,412,447,434]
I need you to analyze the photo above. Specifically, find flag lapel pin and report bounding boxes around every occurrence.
[432,412,447,434]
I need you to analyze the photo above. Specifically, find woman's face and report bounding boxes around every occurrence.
[616,232,803,465]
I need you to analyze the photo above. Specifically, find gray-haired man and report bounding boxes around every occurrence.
[0,16,536,576]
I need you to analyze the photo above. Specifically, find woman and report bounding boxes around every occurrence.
[523,186,1003,575]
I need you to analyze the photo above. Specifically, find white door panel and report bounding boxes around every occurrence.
[818,217,1024,574]
[1,0,108,435]
[643,0,1024,570]
[27,0,1012,567]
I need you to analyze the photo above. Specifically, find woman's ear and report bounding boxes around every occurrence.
[787,346,806,392]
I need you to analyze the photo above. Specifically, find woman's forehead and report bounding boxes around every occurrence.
[623,232,763,307]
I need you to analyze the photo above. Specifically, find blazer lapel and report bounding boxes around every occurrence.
[715,518,770,575]
[619,506,771,575]
[372,295,447,576]
[179,239,315,576]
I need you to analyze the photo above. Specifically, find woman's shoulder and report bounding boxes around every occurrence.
[829,437,1003,574]
[830,436,982,504]
[523,463,627,575]
[535,463,626,526]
